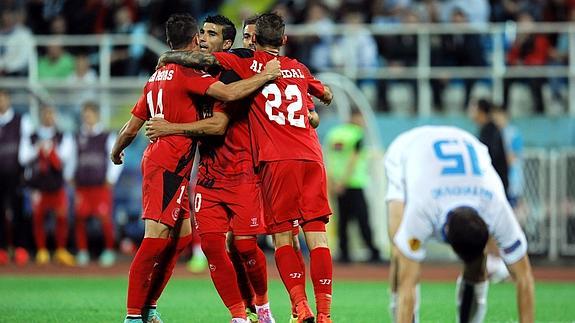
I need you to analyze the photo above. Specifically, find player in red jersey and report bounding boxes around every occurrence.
[146,15,276,323]
[157,12,334,323]
[110,14,280,323]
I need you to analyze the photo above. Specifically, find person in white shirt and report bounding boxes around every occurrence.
[385,125,534,323]
[0,7,34,76]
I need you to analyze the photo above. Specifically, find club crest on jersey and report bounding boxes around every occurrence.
[409,238,421,251]
[171,207,180,222]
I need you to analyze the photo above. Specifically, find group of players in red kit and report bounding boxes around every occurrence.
[111,11,334,323]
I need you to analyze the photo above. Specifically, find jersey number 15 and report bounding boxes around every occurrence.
[433,140,482,176]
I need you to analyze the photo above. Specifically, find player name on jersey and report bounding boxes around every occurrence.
[249,60,305,79]
[148,69,175,82]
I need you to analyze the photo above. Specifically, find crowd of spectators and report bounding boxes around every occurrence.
[1,0,574,114]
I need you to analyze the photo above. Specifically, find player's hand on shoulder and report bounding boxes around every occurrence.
[110,151,124,165]
[263,58,282,81]
[145,117,171,140]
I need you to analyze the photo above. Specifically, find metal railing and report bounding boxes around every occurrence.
[2,22,575,116]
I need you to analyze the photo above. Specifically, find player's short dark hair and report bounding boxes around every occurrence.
[82,101,99,114]
[165,14,199,50]
[255,12,285,48]
[476,98,493,114]
[446,206,489,263]
[204,15,236,42]
[243,15,259,29]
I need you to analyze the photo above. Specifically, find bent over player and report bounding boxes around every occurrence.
[384,126,534,323]
[110,14,280,323]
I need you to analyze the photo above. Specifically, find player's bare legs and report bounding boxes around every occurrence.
[272,230,313,323]
[388,200,419,322]
[302,220,333,323]
[456,253,489,323]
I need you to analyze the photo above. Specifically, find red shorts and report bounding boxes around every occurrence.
[75,185,112,218]
[192,181,265,236]
[141,156,190,228]
[259,160,332,234]
[33,188,68,216]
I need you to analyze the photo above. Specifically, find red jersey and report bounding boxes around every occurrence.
[196,99,256,188]
[131,64,218,177]
[195,68,256,188]
[213,50,325,165]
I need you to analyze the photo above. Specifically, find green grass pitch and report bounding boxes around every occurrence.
[1,276,574,322]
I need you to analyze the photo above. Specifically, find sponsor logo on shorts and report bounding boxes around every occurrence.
[209,264,216,272]
[292,220,299,227]
[503,239,522,254]
[171,207,180,222]
[247,259,256,267]
[409,238,421,251]
[250,217,258,227]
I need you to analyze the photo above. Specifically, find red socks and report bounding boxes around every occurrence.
[75,218,88,250]
[148,234,193,307]
[32,208,47,249]
[310,247,333,316]
[201,233,246,319]
[228,248,255,308]
[275,245,307,306]
[126,237,170,317]
[234,238,269,305]
[75,217,115,251]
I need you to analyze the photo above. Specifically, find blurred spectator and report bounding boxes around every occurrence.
[469,98,509,194]
[371,0,413,23]
[69,102,122,267]
[0,89,33,266]
[50,15,67,34]
[38,41,75,80]
[377,8,419,112]
[0,6,33,76]
[430,7,486,112]
[67,54,98,108]
[440,0,490,25]
[21,105,76,266]
[324,110,381,263]
[492,106,524,208]
[332,8,379,70]
[110,6,135,76]
[503,11,550,114]
[295,2,336,72]
[491,0,543,22]
[547,5,574,110]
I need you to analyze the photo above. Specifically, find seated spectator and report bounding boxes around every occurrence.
[378,8,420,112]
[503,11,550,114]
[67,54,98,110]
[430,7,485,112]
[0,5,33,76]
[38,41,75,80]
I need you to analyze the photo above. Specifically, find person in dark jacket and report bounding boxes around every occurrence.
[469,98,509,194]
